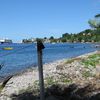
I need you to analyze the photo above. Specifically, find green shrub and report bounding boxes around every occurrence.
[82,53,100,68]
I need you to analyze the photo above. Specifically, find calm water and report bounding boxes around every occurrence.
[0,43,99,77]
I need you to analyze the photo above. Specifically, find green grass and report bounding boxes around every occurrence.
[34,80,40,89]
[82,71,93,78]
[0,85,4,93]
[61,78,72,84]
[82,53,100,68]
[45,76,58,86]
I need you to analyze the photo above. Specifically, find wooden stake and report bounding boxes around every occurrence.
[37,40,45,100]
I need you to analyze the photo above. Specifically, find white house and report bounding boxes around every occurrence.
[0,39,12,44]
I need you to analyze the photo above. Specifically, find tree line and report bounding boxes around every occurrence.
[49,14,100,43]
[22,14,100,43]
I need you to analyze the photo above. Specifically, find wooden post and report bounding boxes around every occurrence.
[37,40,45,100]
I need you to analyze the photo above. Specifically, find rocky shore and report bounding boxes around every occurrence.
[0,51,100,100]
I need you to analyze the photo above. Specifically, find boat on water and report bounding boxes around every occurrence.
[3,47,13,50]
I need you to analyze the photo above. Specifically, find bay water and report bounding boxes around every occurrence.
[0,43,99,77]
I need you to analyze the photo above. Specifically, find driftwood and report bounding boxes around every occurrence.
[2,75,13,87]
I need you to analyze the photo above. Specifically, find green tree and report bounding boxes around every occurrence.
[49,36,54,40]
[88,14,100,29]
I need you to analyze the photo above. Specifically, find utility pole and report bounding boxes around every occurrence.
[37,40,45,100]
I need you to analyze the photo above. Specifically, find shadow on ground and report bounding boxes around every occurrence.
[11,84,100,100]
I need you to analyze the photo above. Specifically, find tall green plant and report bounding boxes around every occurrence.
[88,14,100,29]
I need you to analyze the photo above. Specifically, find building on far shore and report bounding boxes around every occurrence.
[0,39,13,44]
[22,38,37,43]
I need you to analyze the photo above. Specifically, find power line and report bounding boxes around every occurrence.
[0,43,34,57]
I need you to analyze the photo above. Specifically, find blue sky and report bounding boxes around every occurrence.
[0,0,99,42]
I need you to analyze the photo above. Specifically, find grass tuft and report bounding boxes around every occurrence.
[81,53,100,68]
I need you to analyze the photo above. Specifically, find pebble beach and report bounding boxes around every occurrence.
[0,51,100,100]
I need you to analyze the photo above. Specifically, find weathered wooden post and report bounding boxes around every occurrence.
[37,40,45,100]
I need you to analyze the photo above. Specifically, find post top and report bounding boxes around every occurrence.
[37,40,45,51]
